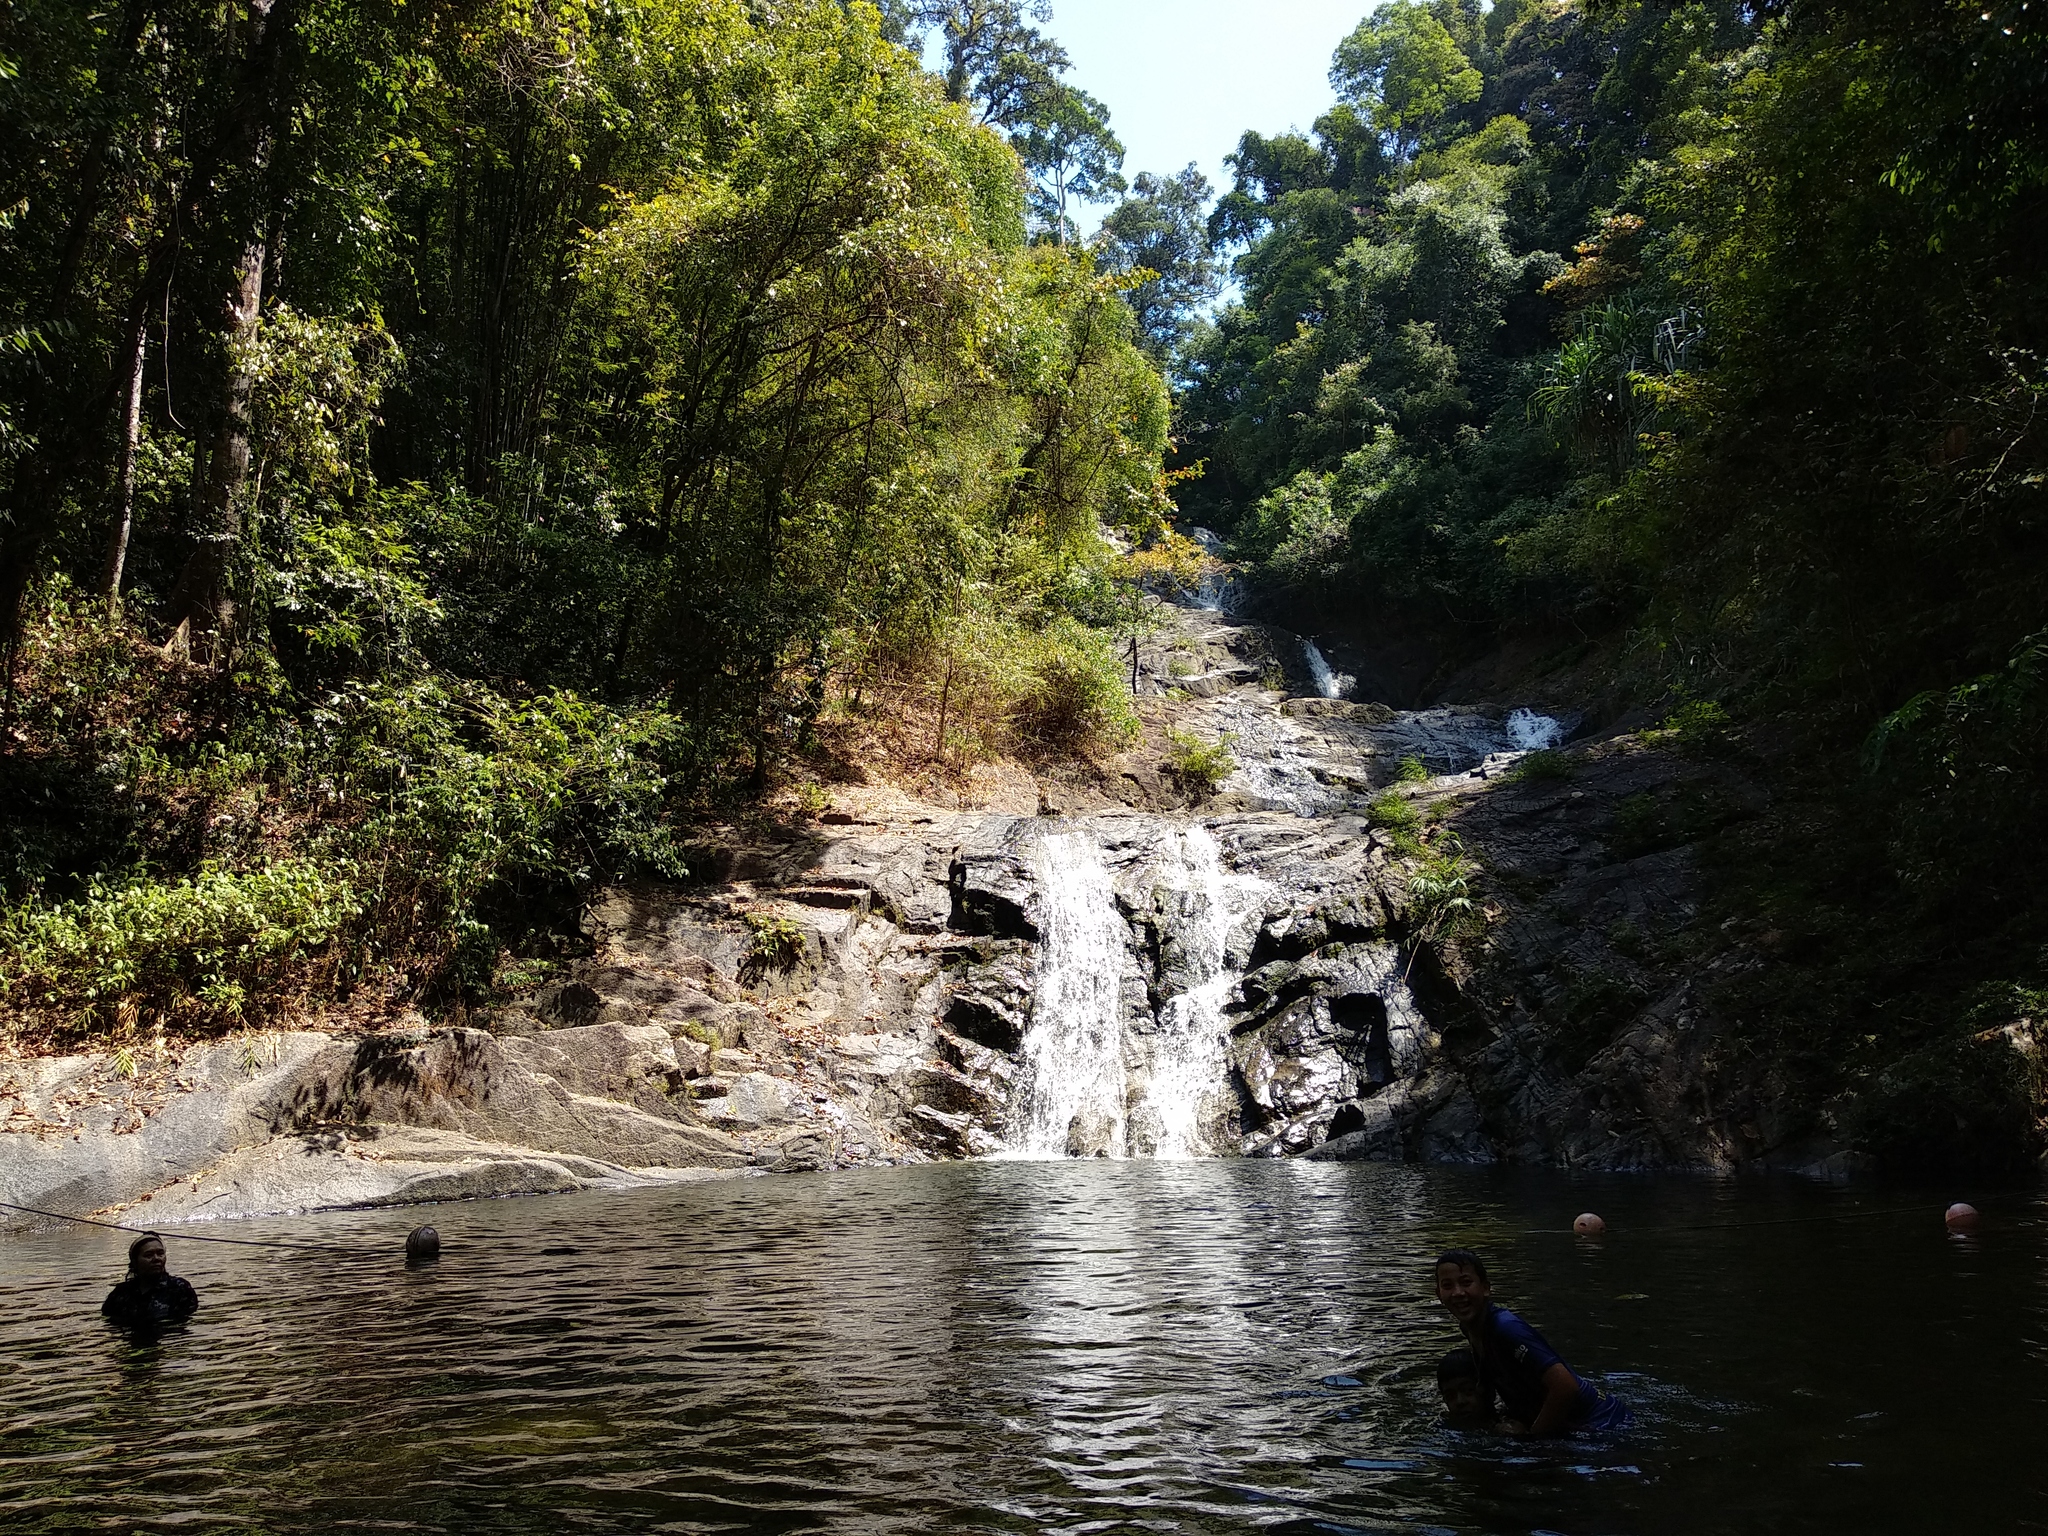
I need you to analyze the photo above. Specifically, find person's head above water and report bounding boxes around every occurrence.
[128,1234,168,1279]
[1436,1347,1487,1420]
[1434,1248,1492,1326]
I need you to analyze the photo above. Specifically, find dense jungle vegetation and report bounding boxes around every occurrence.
[2,0,2043,1166]
[1180,0,2048,1167]
[0,0,1180,1037]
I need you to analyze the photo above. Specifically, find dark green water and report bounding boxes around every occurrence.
[1,1161,2042,1534]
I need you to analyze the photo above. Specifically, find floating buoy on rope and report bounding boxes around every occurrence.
[1945,1203,1979,1233]
[1573,1212,1606,1237]
[406,1225,442,1264]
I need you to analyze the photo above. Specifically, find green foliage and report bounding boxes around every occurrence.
[0,0,1176,1040]
[1654,699,1730,750]
[352,683,692,947]
[1367,791,1420,834]
[1331,2,1484,157]
[1528,303,1661,482]
[1016,85,1125,242]
[741,911,808,983]
[1009,618,1141,752]
[1610,792,1668,859]
[1509,749,1574,783]
[2,862,362,1033]
[1405,833,1482,945]
[1096,167,1222,367]
[1164,730,1237,797]
[1394,754,1432,784]
[1842,999,2041,1174]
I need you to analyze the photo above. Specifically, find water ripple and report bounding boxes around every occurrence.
[2,1161,2046,1533]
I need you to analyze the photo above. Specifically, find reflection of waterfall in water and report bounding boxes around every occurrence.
[1145,828,1270,1159]
[1009,833,1130,1158]
[1506,708,1565,751]
[1302,639,1354,700]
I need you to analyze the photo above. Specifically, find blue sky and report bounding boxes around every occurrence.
[1045,0,1377,226]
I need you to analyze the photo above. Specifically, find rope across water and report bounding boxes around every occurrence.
[0,1198,412,1256]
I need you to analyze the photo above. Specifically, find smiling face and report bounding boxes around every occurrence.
[1434,1260,1491,1324]
[132,1240,167,1280]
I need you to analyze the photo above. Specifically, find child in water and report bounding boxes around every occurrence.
[1434,1247,1629,1436]
[1435,1347,1490,1425]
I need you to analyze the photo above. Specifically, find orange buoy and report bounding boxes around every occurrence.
[1945,1203,1979,1233]
[1573,1212,1606,1237]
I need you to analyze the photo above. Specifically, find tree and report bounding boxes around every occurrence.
[895,0,1070,130]
[1016,85,1124,244]
[1095,166,1219,366]
[1331,0,1483,158]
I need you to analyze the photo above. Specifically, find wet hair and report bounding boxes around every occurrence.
[1436,1347,1480,1386]
[127,1233,165,1269]
[1434,1248,1489,1286]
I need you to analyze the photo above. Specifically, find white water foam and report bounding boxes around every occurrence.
[1303,639,1354,700]
[1143,827,1270,1159]
[1008,833,1132,1158]
[1506,708,1565,751]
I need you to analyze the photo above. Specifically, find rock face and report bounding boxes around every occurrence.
[0,818,1013,1225]
[1,604,1829,1229]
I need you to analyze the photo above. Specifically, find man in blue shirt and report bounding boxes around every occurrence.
[1433,1247,1629,1436]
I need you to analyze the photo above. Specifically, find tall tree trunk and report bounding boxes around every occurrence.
[1,0,293,666]
[0,0,156,671]
[168,238,265,651]
[101,305,150,615]
[166,0,287,656]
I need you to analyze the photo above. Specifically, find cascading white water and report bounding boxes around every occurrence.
[1008,833,1132,1158]
[1006,826,1268,1161]
[1144,827,1270,1159]
[1505,708,1565,751]
[1302,639,1353,700]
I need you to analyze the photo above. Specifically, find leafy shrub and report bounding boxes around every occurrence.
[740,911,807,983]
[1405,834,1483,945]
[345,682,691,992]
[1511,749,1575,783]
[1395,754,1432,783]
[1008,617,1139,751]
[1,860,362,1032]
[1367,791,1420,833]
[1656,699,1729,750]
[1843,1020,2039,1174]
[1165,729,1237,796]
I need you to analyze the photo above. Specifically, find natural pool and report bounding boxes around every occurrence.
[2,1161,2043,1534]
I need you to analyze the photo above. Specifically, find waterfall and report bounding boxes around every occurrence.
[1303,639,1353,700]
[1143,827,1270,1159]
[1004,826,1268,1161]
[1009,833,1132,1158]
[1505,708,1565,751]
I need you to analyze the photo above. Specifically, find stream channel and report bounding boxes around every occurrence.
[4,1162,2046,1533]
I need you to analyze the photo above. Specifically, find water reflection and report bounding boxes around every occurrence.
[0,1162,2043,1533]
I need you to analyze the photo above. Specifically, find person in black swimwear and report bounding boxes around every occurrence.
[101,1234,199,1329]
[1433,1247,1628,1437]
